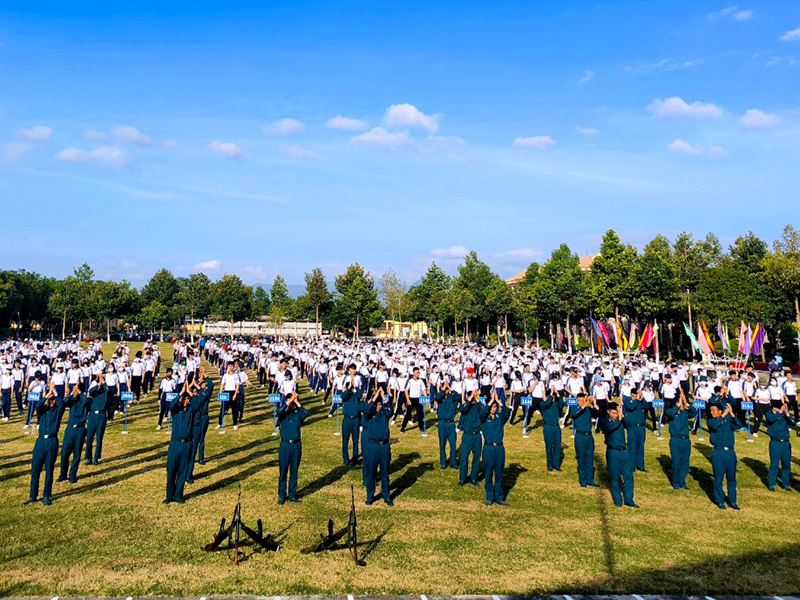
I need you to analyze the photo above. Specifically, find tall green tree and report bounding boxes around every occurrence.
[453,251,495,335]
[92,280,137,341]
[589,230,637,320]
[513,262,540,345]
[540,244,586,350]
[410,262,450,338]
[672,232,721,329]
[633,235,678,320]
[379,268,410,327]
[209,274,253,336]
[177,273,211,342]
[304,268,332,331]
[763,225,800,359]
[252,285,271,317]
[485,277,514,342]
[334,263,383,338]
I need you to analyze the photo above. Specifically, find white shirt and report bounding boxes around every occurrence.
[407,378,426,398]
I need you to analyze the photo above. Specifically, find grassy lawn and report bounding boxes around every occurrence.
[2,342,800,596]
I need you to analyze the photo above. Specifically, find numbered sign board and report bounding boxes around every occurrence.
[218,392,230,403]
[420,395,431,406]
[741,401,754,412]
[28,392,41,403]
[521,397,533,407]
[120,391,134,404]
[165,392,179,402]
[479,396,487,406]
[566,397,578,406]
[653,399,664,409]
[332,394,342,405]
[269,393,282,404]
[693,400,707,409]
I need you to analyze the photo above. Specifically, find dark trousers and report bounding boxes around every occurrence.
[438,421,457,468]
[1,388,10,417]
[143,371,154,394]
[29,437,58,501]
[342,416,360,465]
[192,415,209,466]
[158,394,170,426]
[669,437,691,488]
[711,448,737,506]
[278,441,302,501]
[482,444,505,503]
[60,425,86,482]
[85,413,107,462]
[574,433,595,486]
[131,375,142,402]
[365,443,391,502]
[231,394,244,425]
[543,424,562,470]
[768,440,791,489]
[400,398,424,431]
[509,393,522,424]
[14,382,23,412]
[606,448,634,506]
[459,432,482,484]
[753,403,769,434]
[788,395,799,421]
[627,425,646,471]
[165,440,192,501]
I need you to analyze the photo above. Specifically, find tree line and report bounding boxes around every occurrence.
[2,226,800,360]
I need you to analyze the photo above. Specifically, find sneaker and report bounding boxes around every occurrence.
[233,425,238,430]
[214,424,221,429]
[156,425,162,430]
[327,414,333,418]
[23,424,29,429]
[752,432,758,437]
[41,498,52,506]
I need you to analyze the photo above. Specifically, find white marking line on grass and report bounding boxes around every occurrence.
[634,595,646,600]
[564,595,574,600]
[421,596,428,600]
[349,595,355,600]
[493,595,503,600]
[775,596,785,600]
[705,596,716,600]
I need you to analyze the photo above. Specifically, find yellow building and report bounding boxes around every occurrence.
[374,320,430,339]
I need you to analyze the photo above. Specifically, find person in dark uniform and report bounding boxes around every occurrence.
[164,385,202,504]
[58,382,92,483]
[600,401,638,508]
[540,388,564,472]
[436,379,459,469]
[25,383,64,505]
[663,392,696,490]
[276,388,307,504]
[188,370,214,483]
[570,393,599,487]
[84,374,113,465]
[622,387,648,473]
[363,391,394,506]
[479,396,511,505]
[706,399,742,509]
[458,383,483,487]
[764,397,795,492]
[340,381,362,466]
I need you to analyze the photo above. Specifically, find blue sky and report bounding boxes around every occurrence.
[1,1,799,287]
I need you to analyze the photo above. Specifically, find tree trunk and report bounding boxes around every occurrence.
[190,308,195,343]
[686,289,693,331]
[79,321,83,340]
[549,323,554,349]
[794,296,800,363]
[316,304,320,337]
[61,309,66,340]
[566,315,572,353]
[355,313,360,340]
[106,318,111,343]
[523,319,528,347]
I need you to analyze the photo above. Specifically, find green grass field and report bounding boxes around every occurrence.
[2,342,800,597]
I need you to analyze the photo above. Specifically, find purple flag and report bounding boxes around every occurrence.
[718,319,729,351]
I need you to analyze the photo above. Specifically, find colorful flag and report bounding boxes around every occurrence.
[616,321,628,351]
[751,323,766,356]
[701,320,714,350]
[724,323,730,352]
[717,319,729,351]
[738,321,747,353]
[629,323,638,349]
[683,322,702,354]
[745,324,752,358]
[639,323,654,350]
[597,320,611,346]
[698,323,713,355]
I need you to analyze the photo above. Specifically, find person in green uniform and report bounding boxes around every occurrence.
[25,383,65,505]
[623,387,648,473]
[570,393,599,487]
[540,387,564,472]
[363,392,394,506]
[458,383,483,487]
[276,389,307,504]
[479,396,511,505]
[359,387,379,485]
[188,370,214,484]
[663,392,696,490]
[764,398,795,492]
[600,401,638,508]
[58,382,92,483]
[706,400,742,509]
[164,386,202,504]
[436,379,459,469]
[341,379,362,466]
[84,374,112,465]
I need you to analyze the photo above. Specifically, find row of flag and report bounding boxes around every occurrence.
[589,317,658,352]
[682,319,768,357]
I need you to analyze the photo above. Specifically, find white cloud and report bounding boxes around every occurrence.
[422,135,466,152]
[350,127,414,148]
[383,103,440,133]
[209,141,242,159]
[327,116,368,130]
[282,145,324,160]
[513,135,555,150]
[781,27,800,42]
[112,125,151,146]
[708,6,753,21]
[740,108,781,130]
[194,260,221,271]
[163,140,179,148]
[648,97,723,118]
[240,266,269,281]
[579,70,594,84]
[264,118,304,135]
[625,59,699,74]
[668,139,725,155]
[83,128,108,142]
[55,146,131,169]
[429,246,469,260]
[577,127,599,136]
[490,248,543,261]
[1,141,36,164]
[118,185,185,201]
[766,55,800,67]
[15,126,53,141]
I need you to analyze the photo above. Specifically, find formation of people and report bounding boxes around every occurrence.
[8,336,798,510]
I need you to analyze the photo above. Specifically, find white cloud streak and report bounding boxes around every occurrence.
[264,118,304,135]
[209,141,242,159]
[194,260,221,271]
[15,126,53,141]
[513,135,555,150]
[282,145,324,160]
[350,127,414,148]
[648,97,723,118]
[83,128,108,142]
[668,139,725,155]
[327,116,368,130]
[781,27,800,42]
[112,125,151,146]
[383,104,440,133]
[579,70,594,84]
[54,146,131,169]
[740,108,781,129]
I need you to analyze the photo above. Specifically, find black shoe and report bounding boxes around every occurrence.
[384,499,394,506]
[365,499,373,505]
[496,500,508,506]
[638,468,649,473]
[288,498,300,503]
[768,486,776,492]
[278,499,285,505]
[624,501,640,508]
[614,502,623,507]
[470,480,479,487]
[485,500,493,505]
[57,477,67,482]
[198,461,206,465]
[174,498,185,504]
[41,497,52,506]
[69,478,77,484]
[458,481,466,487]
[24,498,37,505]
[717,503,726,509]
[587,483,599,487]
[728,502,740,510]
[187,478,194,484]
[162,499,171,504]
[782,486,793,492]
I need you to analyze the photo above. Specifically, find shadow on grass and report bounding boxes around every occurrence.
[186,457,278,499]
[593,451,616,580]
[389,451,420,472]
[741,456,770,489]
[688,465,715,503]
[656,453,673,486]
[296,464,350,499]
[52,451,168,499]
[502,462,527,498]
[389,461,434,500]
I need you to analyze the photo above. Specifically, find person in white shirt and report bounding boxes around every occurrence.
[783,372,798,421]
[130,353,145,403]
[218,363,239,429]
[401,367,427,433]
[234,362,251,428]
[157,369,176,429]
[1,366,14,421]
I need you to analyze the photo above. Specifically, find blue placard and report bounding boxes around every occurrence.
[653,399,664,409]
[332,394,342,405]
[521,396,533,407]
[693,400,706,409]
[741,401,754,411]
[121,391,134,403]
[566,397,578,406]
[479,396,487,406]
[28,391,41,403]
[165,392,179,402]
[269,393,282,404]
[420,395,431,406]
[218,392,230,403]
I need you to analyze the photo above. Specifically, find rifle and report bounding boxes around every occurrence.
[234,483,241,565]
